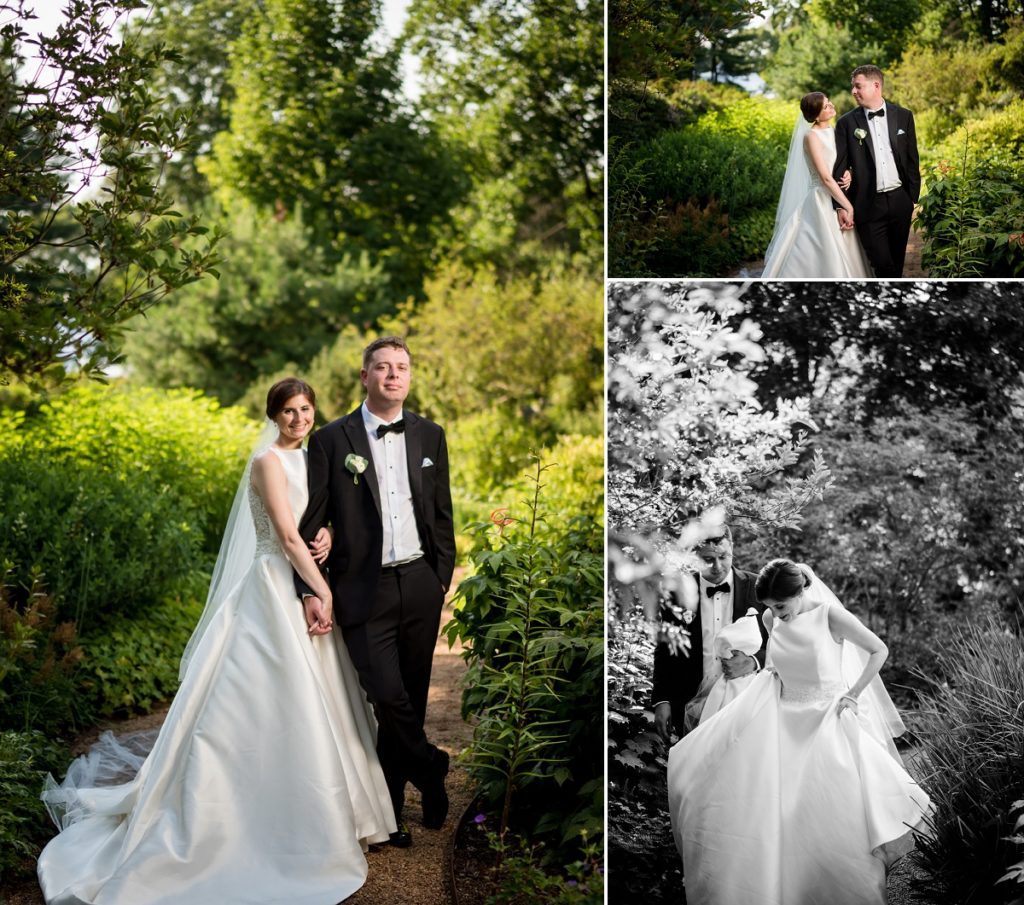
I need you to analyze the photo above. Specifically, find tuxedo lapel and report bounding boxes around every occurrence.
[404,412,424,506]
[730,569,751,621]
[341,409,382,520]
[855,107,876,166]
[886,104,900,154]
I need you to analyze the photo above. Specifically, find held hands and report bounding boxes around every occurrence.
[837,208,855,231]
[302,594,334,636]
[721,651,757,680]
[309,527,332,564]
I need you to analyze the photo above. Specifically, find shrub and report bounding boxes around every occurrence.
[909,613,1024,905]
[0,568,83,734]
[0,730,69,880]
[0,453,201,631]
[447,461,603,860]
[75,574,207,719]
[2,383,257,554]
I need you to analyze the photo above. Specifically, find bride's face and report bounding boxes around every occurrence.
[817,99,836,123]
[273,393,315,443]
[766,592,805,623]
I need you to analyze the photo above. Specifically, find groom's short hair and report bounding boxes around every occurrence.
[851,65,884,86]
[362,336,412,369]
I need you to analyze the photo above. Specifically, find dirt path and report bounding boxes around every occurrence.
[1,600,472,905]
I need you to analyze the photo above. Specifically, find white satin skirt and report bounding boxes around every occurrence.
[37,551,396,905]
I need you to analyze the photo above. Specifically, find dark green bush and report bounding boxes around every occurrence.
[75,575,207,719]
[0,453,201,631]
[0,730,69,880]
[447,461,603,860]
[909,612,1024,905]
[0,568,83,734]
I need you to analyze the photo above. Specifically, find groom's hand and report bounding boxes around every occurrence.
[721,651,756,680]
[837,209,855,231]
[302,595,334,636]
[838,169,852,190]
[654,702,673,745]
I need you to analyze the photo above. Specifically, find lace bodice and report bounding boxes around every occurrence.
[248,446,308,557]
[769,602,847,704]
[804,127,836,188]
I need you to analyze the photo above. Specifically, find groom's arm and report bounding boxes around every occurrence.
[904,109,921,203]
[831,120,851,211]
[433,427,456,592]
[293,429,331,599]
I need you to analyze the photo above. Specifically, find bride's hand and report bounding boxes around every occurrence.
[836,694,859,717]
[310,527,332,563]
[838,208,855,230]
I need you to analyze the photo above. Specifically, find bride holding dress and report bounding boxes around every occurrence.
[667,559,930,905]
[762,93,874,279]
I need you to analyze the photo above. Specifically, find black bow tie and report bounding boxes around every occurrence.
[706,582,731,597]
[376,420,405,438]
[867,108,885,119]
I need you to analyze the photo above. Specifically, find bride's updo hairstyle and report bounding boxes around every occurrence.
[266,377,316,419]
[756,558,812,602]
[800,92,826,124]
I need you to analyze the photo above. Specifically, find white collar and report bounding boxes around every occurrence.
[865,100,887,117]
[361,401,404,430]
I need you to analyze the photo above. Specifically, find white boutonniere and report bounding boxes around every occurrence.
[897,128,906,136]
[344,453,368,484]
[854,128,867,145]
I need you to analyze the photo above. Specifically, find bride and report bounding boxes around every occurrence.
[37,378,396,905]
[762,93,874,278]
[668,559,930,905]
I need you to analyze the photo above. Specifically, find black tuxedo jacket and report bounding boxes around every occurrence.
[294,406,456,627]
[833,102,921,214]
[651,568,767,727]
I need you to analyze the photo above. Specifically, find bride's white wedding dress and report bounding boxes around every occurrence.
[37,445,395,905]
[762,127,873,279]
[667,600,930,905]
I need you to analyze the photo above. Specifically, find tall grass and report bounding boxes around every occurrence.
[909,611,1024,904]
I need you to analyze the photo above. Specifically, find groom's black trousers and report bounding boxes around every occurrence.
[856,187,914,278]
[342,556,446,818]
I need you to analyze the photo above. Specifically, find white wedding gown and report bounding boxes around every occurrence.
[37,446,396,905]
[762,128,873,279]
[667,601,930,905]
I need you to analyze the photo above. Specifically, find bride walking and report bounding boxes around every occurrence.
[762,93,874,278]
[668,559,930,905]
[37,378,396,905]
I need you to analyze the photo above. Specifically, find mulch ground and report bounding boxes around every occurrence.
[0,598,473,905]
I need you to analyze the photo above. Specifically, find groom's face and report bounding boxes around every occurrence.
[851,74,882,108]
[696,542,733,585]
[361,346,411,409]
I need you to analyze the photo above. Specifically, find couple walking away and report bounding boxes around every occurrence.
[37,336,457,904]
[762,64,921,279]
[655,530,931,905]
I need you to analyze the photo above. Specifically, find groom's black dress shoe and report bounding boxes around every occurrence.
[421,750,450,829]
[388,822,413,848]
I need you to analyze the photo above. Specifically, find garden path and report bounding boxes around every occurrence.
[1,592,473,905]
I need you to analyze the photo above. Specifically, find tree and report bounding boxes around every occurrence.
[405,0,603,264]
[203,0,467,305]
[0,0,221,385]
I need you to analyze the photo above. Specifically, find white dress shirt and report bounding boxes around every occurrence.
[865,101,902,192]
[361,402,423,566]
[699,574,734,684]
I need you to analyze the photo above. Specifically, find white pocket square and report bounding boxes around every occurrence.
[421,457,434,468]
[897,129,906,135]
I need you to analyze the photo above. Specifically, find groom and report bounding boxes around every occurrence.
[652,527,767,742]
[295,336,456,848]
[833,64,921,278]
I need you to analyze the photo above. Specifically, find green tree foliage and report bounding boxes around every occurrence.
[405,0,603,264]
[0,0,222,385]
[130,0,257,205]
[123,205,389,404]
[203,0,468,303]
